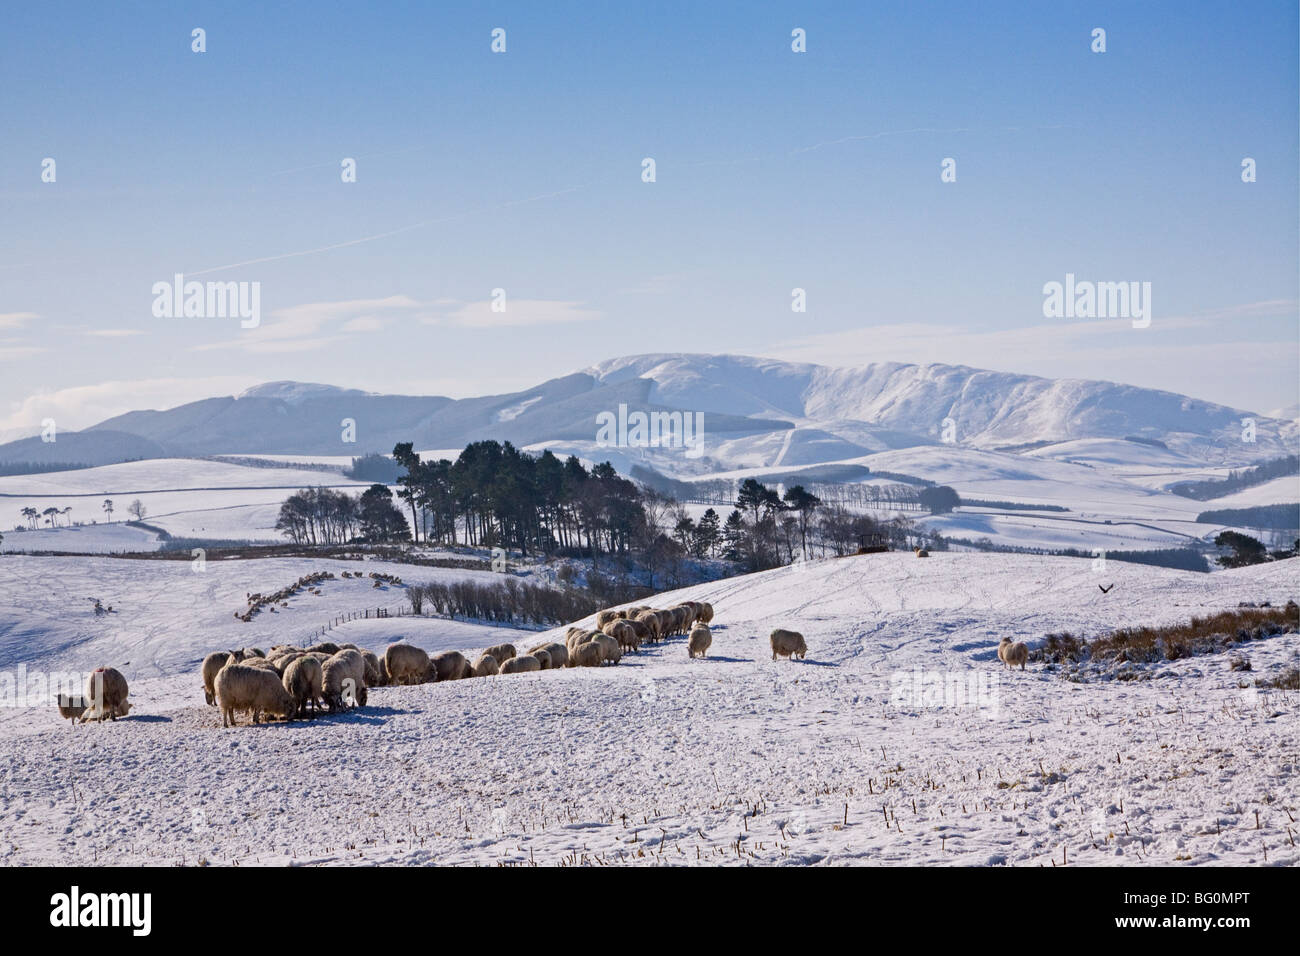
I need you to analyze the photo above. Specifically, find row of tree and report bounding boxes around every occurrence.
[391,441,650,557]
[16,498,145,530]
[275,485,410,545]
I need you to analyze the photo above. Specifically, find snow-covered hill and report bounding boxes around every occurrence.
[3,354,1292,470]
[0,550,1294,866]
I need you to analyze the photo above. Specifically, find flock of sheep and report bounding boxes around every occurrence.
[236,570,402,623]
[55,582,1029,729]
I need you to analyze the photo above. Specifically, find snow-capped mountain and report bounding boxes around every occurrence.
[0,354,1293,472]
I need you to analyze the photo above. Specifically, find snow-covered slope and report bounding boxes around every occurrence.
[0,551,1294,866]
[3,354,1293,469]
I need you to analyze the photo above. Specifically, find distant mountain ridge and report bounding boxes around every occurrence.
[1,354,1293,473]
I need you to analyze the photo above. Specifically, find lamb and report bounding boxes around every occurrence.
[83,667,130,722]
[483,643,517,666]
[385,643,432,685]
[569,642,603,668]
[770,628,807,661]
[473,653,499,677]
[499,655,541,674]
[282,655,324,717]
[57,694,88,725]
[215,663,298,727]
[321,649,369,711]
[688,623,713,659]
[998,637,1029,670]
[432,650,472,682]
[201,650,238,705]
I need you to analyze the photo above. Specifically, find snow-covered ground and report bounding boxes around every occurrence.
[1,458,369,552]
[0,550,1295,866]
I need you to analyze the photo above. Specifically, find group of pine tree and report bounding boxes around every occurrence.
[274,440,959,571]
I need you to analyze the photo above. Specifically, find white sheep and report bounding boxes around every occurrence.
[282,655,324,717]
[770,628,807,661]
[688,623,712,659]
[499,655,541,674]
[215,664,297,726]
[385,643,432,685]
[432,650,472,681]
[998,637,1028,670]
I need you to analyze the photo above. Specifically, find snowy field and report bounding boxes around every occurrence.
[4,444,1295,556]
[0,550,1295,866]
[1,458,368,552]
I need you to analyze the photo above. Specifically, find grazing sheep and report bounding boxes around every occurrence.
[240,656,279,673]
[914,547,930,558]
[671,606,693,636]
[201,650,238,705]
[282,656,324,717]
[385,643,432,686]
[473,653,499,677]
[83,667,130,722]
[322,650,369,712]
[570,642,603,668]
[634,611,662,642]
[770,628,807,661]
[241,647,266,658]
[595,609,619,629]
[627,618,650,649]
[688,624,713,659]
[483,643,517,666]
[998,637,1029,670]
[268,651,303,676]
[360,649,385,687]
[432,650,472,682]
[536,642,568,669]
[308,642,340,655]
[592,633,622,665]
[603,620,638,653]
[698,602,715,624]
[499,655,541,675]
[57,694,88,725]
[215,664,297,727]
[532,648,553,670]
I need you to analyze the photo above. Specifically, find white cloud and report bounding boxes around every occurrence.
[0,312,38,330]
[1,376,257,432]
[85,328,145,338]
[443,299,602,328]
[193,295,420,353]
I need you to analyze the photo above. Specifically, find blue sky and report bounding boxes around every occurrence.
[1,0,1296,432]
